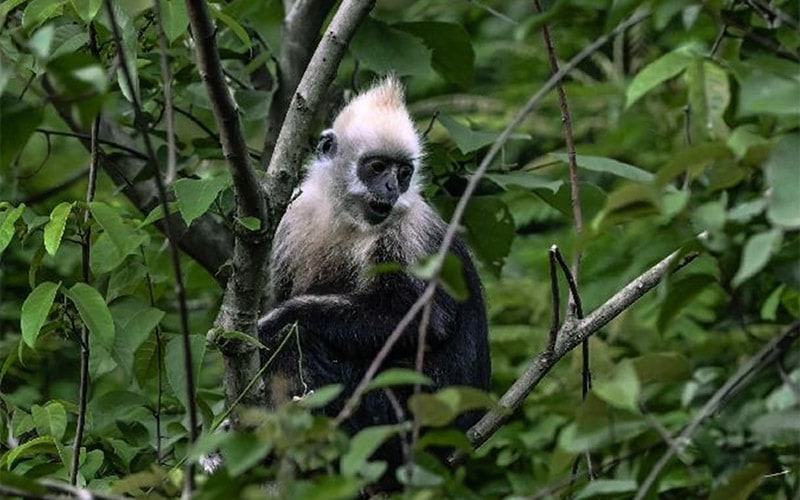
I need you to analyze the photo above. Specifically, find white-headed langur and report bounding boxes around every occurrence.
[258,76,490,472]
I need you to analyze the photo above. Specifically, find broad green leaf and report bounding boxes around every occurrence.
[551,154,654,183]
[396,463,444,487]
[173,173,232,226]
[28,24,55,60]
[368,368,433,391]
[657,274,716,332]
[112,3,138,102]
[632,352,692,385]
[709,462,769,500]
[576,480,637,499]
[106,257,147,302]
[235,89,273,121]
[298,384,343,409]
[765,134,800,229]
[463,196,515,277]
[158,0,188,42]
[438,114,527,154]
[0,204,25,254]
[69,0,101,23]
[685,59,730,141]
[485,172,562,193]
[89,201,146,257]
[43,201,73,256]
[21,281,60,348]
[209,6,250,48]
[737,59,800,116]
[409,386,495,427]
[655,142,732,186]
[351,17,431,76]
[111,298,164,377]
[732,229,783,287]
[727,125,768,161]
[340,425,399,478]
[626,45,698,107]
[0,97,44,169]
[237,216,261,231]
[31,402,67,440]
[534,182,607,221]
[3,436,58,469]
[66,282,115,350]
[22,0,66,31]
[134,333,161,388]
[396,22,474,88]
[593,360,641,412]
[219,433,272,477]
[0,471,48,497]
[88,391,150,433]
[411,253,468,300]
[760,284,785,321]
[139,201,179,227]
[165,334,206,410]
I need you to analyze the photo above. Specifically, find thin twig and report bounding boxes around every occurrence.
[634,322,800,499]
[153,0,177,184]
[141,247,164,463]
[547,246,560,354]
[104,1,198,493]
[409,301,434,478]
[70,23,100,487]
[34,128,148,160]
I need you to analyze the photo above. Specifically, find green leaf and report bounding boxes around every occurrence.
[593,360,641,412]
[173,173,232,226]
[396,22,474,88]
[298,385,343,409]
[89,202,146,257]
[626,44,698,107]
[3,436,58,469]
[351,17,431,76]
[219,432,272,476]
[22,0,66,31]
[43,201,73,256]
[657,274,716,332]
[408,386,495,427]
[732,229,783,287]
[69,0,101,23]
[368,368,433,391]
[765,134,800,229]
[21,281,60,348]
[236,216,261,232]
[28,24,55,60]
[209,6,250,48]
[485,172,562,193]
[575,479,637,499]
[31,402,67,440]
[0,204,25,254]
[410,253,468,300]
[0,97,44,170]
[397,463,444,487]
[158,0,188,42]
[551,154,654,183]
[685,59,730,141]
[165,334,206,411]
[438,114,527,154]
[340,425,400,478]
[66,283,115,350]
[0,471,48,497]
[463,196,515,276]
[632,352,692,385]
[737,59,800,116]
[709,462,769,500]
[111,298,164,377]
[216,330,266,350]
[139,201,179,227]
[760,284,785,321]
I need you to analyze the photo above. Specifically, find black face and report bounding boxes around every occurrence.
[357,154,414,224]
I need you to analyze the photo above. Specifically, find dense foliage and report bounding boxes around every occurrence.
[0,0,798,498]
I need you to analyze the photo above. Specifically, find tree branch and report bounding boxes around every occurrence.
[260,0,336,167]
[184,0,272,416]
[264,0,376,234]
[465,246,697,450]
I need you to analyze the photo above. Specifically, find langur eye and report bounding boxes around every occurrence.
[367,159,387,173]
[397,165,413,183]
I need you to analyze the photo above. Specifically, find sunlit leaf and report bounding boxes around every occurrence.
[21,281,60,348]
[166,334,206,411]
[173,173,232,226]
[732,229,783,287]
[551,154,654,183]
[765,134,800,229]
[158,0,188,42]
[43,201,72,256]
[368,368,433,391]
[31,402,67,440]
[66,282,115,350]
[626,44,699,107]
[0,204,25,254]
[70,0,101,23]
[341,425,399,478]
[593,360,641,412]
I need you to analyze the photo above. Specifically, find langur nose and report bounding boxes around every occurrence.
[385,177,398,193]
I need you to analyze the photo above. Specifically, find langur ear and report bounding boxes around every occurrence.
[317,129,337,158]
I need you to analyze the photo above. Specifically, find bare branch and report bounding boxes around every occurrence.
[634,321,800,499]
[465,246,698,451]
[261,0,336,166]
[264,0,376,231]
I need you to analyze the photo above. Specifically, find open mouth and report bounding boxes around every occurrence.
[365,199,394,223]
